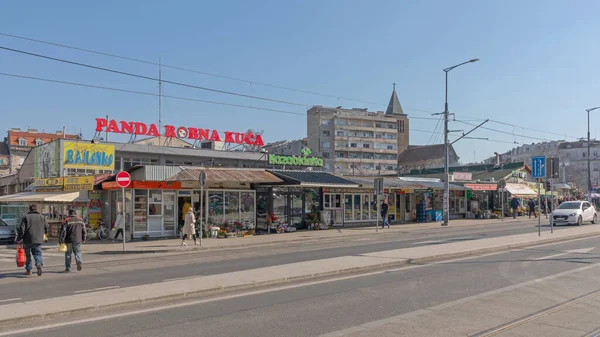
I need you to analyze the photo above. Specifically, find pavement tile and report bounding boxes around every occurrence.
[496,322,584,337]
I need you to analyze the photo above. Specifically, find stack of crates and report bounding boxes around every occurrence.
[416,200,427,223]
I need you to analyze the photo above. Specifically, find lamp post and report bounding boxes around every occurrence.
[586,107,600,200]
[441,58,479,226]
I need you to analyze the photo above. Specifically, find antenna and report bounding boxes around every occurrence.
[158,57,162,146]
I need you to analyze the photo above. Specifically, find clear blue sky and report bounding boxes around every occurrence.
[1,0,600,162]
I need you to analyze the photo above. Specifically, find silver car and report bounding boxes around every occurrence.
[551,201,597,226]
[0,219,16,244]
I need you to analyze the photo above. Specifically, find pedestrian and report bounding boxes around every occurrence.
[380,199,390,228]
[15,204,48,276]
[112,211,125,243]
[182,207,198,246]
[59,209,86,272]
[510,197,520,219]
[527,199,536,219]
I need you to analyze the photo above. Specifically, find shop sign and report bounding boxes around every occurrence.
[64,142,115,171]
[414,188,433,193]
[323,187,371,193]
[34,177,63,187]
[511,171,527,179]
[63,176,94,191]
[452,172,472,181]
[95,118,264,146]
[101,180,182,190]
[464,183,497,191]
[268,148,323,167]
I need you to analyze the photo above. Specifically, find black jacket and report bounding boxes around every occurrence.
[59,216,87,245]
[380,202,389,215]
[17,211,48,245]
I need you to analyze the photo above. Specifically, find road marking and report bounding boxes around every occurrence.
[412,236,475,245]
[534,247,594,260]
[161,276,200,282]
[2,235,600,336]
[0,298,21,304]
[73,286,119,294]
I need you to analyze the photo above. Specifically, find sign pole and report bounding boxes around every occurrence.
[200,183,203,247]
[550,179,554,233]
[122,187,126,251]
[537,179,541,236]
[501,190,504,221]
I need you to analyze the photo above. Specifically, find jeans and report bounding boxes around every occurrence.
[512,207,518,219]
[23,244,43,271]
[381,214,390,228]
[65,243,82,270]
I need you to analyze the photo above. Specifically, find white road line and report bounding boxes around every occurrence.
[162,275,200,282]
[534,247,595,261]
[73,286,119,294]
[0,298,21,304]
[2,235,599,336]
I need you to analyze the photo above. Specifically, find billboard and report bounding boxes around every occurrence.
[34,142,60,178]
[63,142,115,171]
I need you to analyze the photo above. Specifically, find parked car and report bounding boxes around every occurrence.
[551,201,597,226]
[0,213,17,230]
[0,219,16,244]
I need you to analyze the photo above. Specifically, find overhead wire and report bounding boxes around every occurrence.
[454,120,554,142]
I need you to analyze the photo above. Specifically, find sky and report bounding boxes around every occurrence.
[1,0,600,163]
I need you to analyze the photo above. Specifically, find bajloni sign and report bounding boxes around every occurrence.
[95,118,264,147]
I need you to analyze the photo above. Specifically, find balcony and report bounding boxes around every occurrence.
[334,157,397,164]
[335,146,397,155]
[334,135,397,144]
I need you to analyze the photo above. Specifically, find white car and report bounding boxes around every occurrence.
[551,201,597,226]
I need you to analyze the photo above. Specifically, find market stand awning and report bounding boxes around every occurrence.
[347,176,424,189]
[505,183,537,197]
[0,191,87,204]
[168,168,283,184]
[267,170,360,188]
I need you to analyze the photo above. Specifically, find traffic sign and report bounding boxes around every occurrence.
[547,158,560,179]
[531,156,546,179]
[374,177,384,195]
[116,171,131,188]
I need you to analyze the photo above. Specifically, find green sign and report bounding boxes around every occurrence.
[268,148,324,167]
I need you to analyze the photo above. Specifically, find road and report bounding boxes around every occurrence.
[5,230,600,336]
[0,219,577,303]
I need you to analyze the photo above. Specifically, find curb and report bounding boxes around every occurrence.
[1,230,598,329]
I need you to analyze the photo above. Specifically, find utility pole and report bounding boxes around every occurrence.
[158,58,162,146]
[437,58,479,226]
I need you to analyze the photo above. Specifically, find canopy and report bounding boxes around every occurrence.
[0,191,86,204]
[505,183,537,197]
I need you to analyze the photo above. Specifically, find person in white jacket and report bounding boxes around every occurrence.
[113,212,125,243]
[182,208,198,246]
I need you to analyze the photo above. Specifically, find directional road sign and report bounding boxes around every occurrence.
[531,156,546,179]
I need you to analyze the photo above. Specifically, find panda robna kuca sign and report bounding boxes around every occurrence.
[95,118,265,147]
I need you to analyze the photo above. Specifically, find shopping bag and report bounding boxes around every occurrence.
[16,243,25,268]
[43,234,48,242]
[58,243,67,253]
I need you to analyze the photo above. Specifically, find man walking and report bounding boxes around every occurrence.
[527,199,537,219]
[16,204,48,276]
[59,209,87,272]
[510,197,520,219]
[380,199,390,228]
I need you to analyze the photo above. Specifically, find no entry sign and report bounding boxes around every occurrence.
[116,171,131,188]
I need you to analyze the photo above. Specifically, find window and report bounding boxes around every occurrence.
[35,139,44,146]
[148,190,162,216]
[583,152,587,158]
[334,119,347,126]
[375,123,383,128]
[335,142,347,147]
[322,119,331,126]
[398,120,405,132]
[336,131,345,137]
[350,143,357,148]
[349,153,358,159]
[387,145,394,150]
[363,144,370,148]
[388,123,396,129]
[322,130,330,137]
[323,152,330,159]
[0,159,3,165]
[18,138,26,146]
[322,141,330,148]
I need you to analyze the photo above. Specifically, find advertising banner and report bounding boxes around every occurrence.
[64,142,115,171]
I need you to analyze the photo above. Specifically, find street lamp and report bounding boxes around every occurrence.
[586,106,600,200]
[441,58,479,226]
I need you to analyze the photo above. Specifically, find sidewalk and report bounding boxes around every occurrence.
[0,219,594,328]
[3,217,532,255]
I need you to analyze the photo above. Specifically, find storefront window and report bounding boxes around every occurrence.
[344,194,352,221]
[224,191,240,225]
[163,192,175,232]
[206,190,256,229]
[148,190,162,216]
[371,194,377,219]
[353,194,361,220]
[207,192,224,226]
[240,191,255,228]
[134,190,148,232]
[362,194,370,220]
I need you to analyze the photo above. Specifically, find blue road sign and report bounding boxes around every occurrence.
[531,156,546,179]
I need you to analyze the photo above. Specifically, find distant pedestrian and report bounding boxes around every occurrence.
[182,207,198,246]
[16,204,48,276]
[59,209,87,272]
[510,197,520,219]
[527,199,536,219]
[380,200,390,228]
[113,211,125,243]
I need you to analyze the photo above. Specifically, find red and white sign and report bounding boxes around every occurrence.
[116,171,131,188]
[452,172,473,181]
[95,118,264,147]
[464,183,497,191]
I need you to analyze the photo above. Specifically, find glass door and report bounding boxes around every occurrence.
[163,191,176,234]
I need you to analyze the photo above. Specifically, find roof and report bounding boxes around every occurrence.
[505,183,536,197]
[0,191,86,203]
[268,170,360,187]
[398,177,467,190]
[7,130,79,148]
[386,86,405,115]
[398,144,457,163]
[133,136,193,148]
[112,142,265,160]
[346,176,424,189]
[168,168,282,184]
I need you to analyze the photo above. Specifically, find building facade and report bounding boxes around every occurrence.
[397,144,459,174]
[307,87,409,175]
[263,139,307,156]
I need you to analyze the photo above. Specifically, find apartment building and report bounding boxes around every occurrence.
[307,86,409,175]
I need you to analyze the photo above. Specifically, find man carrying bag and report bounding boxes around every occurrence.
[59,209,87,272]
[16,204,48,276]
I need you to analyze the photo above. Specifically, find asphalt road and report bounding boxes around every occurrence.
[0,220,589,303]
[9,232,600,337]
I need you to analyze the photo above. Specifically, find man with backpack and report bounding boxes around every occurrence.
[59,209,87,272]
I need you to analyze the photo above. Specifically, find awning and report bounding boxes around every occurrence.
[168,168,283,184]
[505,183,537,197]
[464,183,498,191]
[346,176,424,189]
[267,170,360,188]
[398,177,467,190]
[0,191,87,204]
